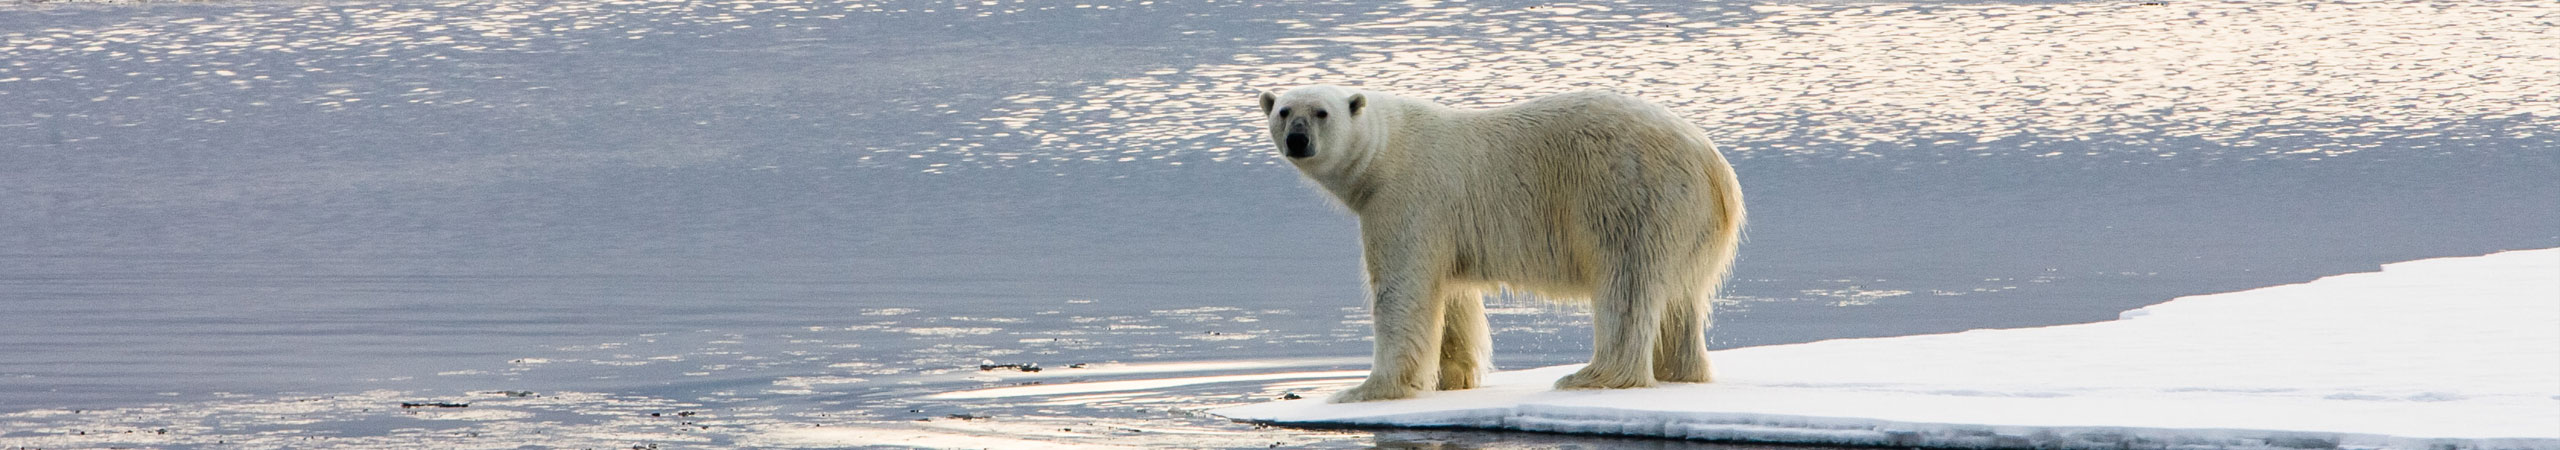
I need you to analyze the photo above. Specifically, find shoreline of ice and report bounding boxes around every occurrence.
[1210,248,2560,450]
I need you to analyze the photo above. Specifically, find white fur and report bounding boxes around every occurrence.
[1259,85,1746,403]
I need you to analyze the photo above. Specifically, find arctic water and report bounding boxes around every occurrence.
[2,0,2554,447]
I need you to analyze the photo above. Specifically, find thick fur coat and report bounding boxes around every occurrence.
[1259,85,1745,403]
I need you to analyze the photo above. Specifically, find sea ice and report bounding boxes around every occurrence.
[1211,248,2560,449]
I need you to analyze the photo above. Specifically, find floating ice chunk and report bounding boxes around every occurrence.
[1214,248,2560,449]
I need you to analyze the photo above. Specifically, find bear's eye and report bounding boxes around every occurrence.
[1275,107,1290,118]
[1315,109,1330,119]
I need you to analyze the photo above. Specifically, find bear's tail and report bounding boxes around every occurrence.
[1699,141,1747,304]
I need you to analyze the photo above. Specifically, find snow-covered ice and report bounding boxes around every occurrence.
[1212,248,2560,449]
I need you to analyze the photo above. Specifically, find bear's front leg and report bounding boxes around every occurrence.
[1330,228,1448,403]
[1329,274,1445,403]
[1437,289,1490,391]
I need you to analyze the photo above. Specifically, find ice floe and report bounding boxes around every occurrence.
[1214,248,2560,449]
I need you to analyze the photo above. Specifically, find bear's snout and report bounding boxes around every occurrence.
[1284,132,1313,158]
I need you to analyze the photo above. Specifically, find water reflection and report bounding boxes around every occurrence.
[7,0,2550,176]
[1013,0,2558,165]
[2,0,2553,448]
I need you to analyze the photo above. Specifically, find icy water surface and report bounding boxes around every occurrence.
[3,0,2556,448]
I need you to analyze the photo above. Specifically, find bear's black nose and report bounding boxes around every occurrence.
[1284,132,1312,158]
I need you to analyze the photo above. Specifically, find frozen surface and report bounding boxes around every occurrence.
[3,0,2557,447]
[1215,248,2560,449]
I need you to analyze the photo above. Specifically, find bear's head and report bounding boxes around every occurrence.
[1259,85,1367,163]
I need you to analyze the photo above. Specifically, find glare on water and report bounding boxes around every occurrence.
[1,0,2553,448]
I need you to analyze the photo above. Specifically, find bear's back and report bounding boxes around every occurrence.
[1443,90,1717,179]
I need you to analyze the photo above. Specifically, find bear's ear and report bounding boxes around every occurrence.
[1260,91,1277,115]
[1347,94,1366,116]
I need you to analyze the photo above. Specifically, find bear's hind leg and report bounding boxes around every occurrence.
[1555,269,1666,390]
[1653,288,1712,383]
[1436,289,1490,390]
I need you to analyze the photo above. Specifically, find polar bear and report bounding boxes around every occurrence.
[1257,85,1745,403]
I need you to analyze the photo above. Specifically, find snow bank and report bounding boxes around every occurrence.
[1211,248,2560,449]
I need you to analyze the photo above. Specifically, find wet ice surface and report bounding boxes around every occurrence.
[2,0,2557,448]
[1216,249,2560,448]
